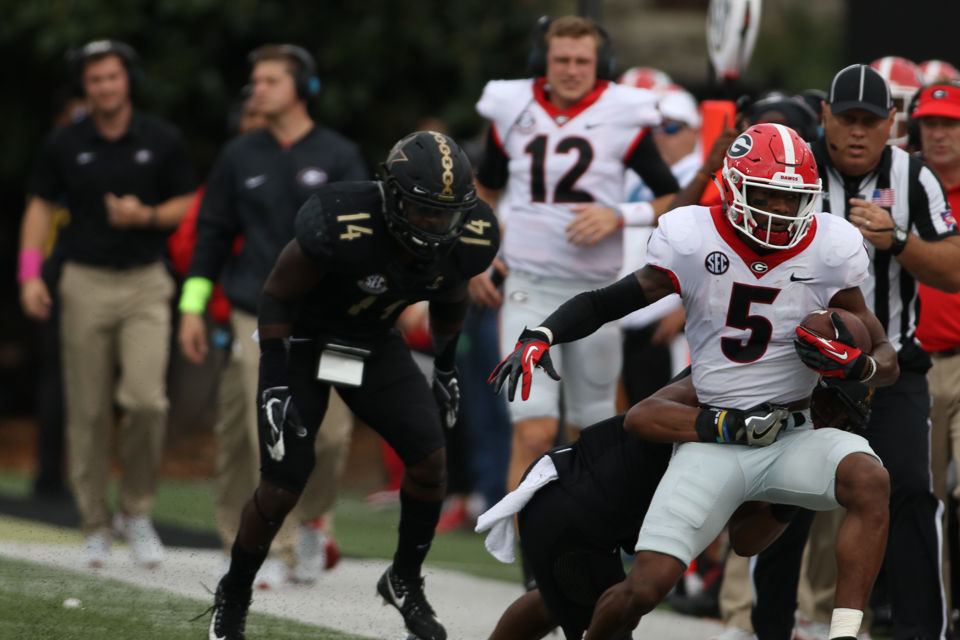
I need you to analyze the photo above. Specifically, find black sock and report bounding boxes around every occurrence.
[393,491,442,578]
[225,540,267,591]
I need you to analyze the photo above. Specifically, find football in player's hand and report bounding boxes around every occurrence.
[799,308,872,351]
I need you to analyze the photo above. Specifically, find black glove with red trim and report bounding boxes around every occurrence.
[794,312,875,381]
[488,327,561,401]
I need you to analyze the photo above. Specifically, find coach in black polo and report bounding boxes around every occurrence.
[748,64,960,640]
[18,40,195,570]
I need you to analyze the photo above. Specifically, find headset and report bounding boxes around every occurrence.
[66,39,142,92]
[526,15,615,81]
[248,44,321,100]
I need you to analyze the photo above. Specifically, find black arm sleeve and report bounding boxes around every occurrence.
[542,273,649,345]
[625,133,679,196]
[475,127,509,190]
[187,153,241,280]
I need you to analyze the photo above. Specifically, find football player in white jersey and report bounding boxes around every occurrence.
[472,15,705,503]
[490,123,900,640]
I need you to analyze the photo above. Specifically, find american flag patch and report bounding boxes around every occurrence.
[871,188,896,207]
[942,209,957,229]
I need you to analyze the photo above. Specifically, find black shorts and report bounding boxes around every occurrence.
[518,480,633,640]
[259,332,445,493]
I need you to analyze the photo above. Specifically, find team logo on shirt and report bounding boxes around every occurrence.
[358,274,388,294]
[704,251,729,275]
[750,261,769,274]
[941,209,956,230]
[728,134,753,158]
[514,110,536,133]
[76,151,95,165]
[134,149,153,164]
[298,167,328,187]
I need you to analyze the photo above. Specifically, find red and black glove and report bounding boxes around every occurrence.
[488,327,561,401]
[794,312,875,381]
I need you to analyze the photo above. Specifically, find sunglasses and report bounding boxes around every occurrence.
[656,121,687,135]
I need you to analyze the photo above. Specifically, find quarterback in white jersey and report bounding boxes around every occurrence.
[473,16,705,498]
[491,123,901,640]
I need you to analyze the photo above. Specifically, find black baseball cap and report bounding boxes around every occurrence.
[827,64,893,118]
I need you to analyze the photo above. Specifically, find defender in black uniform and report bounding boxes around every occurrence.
[482,372,870,640]
[207,131,499,640]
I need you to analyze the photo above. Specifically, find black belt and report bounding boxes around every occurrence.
[931,345,960,358]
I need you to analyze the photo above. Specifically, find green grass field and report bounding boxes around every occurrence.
[0,554,373,640]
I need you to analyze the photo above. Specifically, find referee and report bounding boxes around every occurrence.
[749,64,960,640]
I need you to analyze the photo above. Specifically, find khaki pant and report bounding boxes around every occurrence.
[928,350,960,615]
[59,261,174,534]
[213,310,353,563]
[718,509,872,633]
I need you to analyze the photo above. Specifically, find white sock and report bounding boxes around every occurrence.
[828,607,863,639]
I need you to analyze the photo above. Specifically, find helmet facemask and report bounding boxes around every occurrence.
[724,166,819,249]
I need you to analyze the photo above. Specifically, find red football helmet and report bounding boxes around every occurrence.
[617,66,674,92]
[721,123,821,250]
[870,56,923,146]
[919,59,960,85]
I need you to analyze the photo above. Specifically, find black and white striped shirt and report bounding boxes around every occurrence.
[812,138,956,353]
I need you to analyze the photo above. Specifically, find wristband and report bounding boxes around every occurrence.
[17,248,44,284]
[859,355,878,383]
[620,202,655,227]
[178,276,214,314]
[531,326,554,345]
[695,408,735,443]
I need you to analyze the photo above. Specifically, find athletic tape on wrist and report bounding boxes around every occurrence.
[178,276,213,314]
[17,248,43,284]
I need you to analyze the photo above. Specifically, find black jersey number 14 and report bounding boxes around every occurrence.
[525,135,594,203]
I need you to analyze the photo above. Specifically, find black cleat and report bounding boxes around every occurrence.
[377,564,447,640]
[206,577,252,640]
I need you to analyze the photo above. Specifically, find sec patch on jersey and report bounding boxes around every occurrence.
[799,308,872,352]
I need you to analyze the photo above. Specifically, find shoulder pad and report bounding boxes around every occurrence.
[604,84,663,128]
[454,201,501,277]
[295,194,335,262]
[657,206,704,256]
[816,213,864,267]
[476,79,536,131]
[295,183,388,264]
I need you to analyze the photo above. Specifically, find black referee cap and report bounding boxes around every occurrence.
[828,64,893,118]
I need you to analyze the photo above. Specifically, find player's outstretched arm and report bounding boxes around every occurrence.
[624,372,790,446]
[488,266,673,401]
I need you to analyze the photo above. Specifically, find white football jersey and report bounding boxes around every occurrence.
[477,78,662,281]
[646,206,870,409]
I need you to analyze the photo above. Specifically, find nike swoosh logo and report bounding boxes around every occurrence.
[751,421,775,439]
[813,336,849,360]
[244,175,266,189]
[790,274,814,282]
[523,345,540,370]
[585,123,603,129]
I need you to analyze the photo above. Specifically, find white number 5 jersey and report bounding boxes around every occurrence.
[646,205,870,409]
[477,78,662,282]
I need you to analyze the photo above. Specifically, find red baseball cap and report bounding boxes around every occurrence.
[912,84,960,120]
